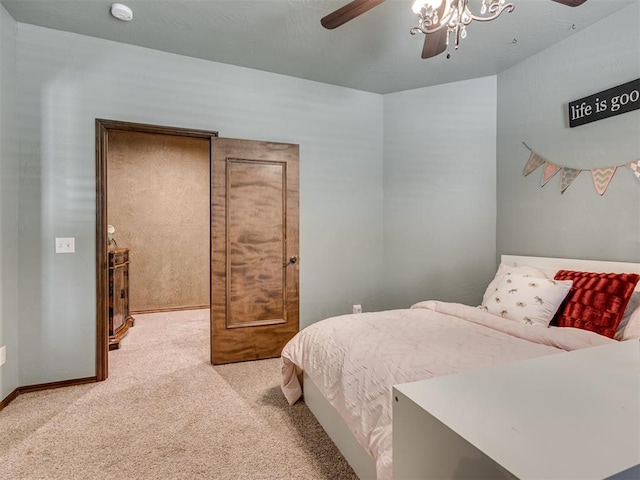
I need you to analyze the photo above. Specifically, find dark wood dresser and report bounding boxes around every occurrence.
[108,248,134,350]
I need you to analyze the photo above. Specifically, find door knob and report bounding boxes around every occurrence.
[284,255,298,267]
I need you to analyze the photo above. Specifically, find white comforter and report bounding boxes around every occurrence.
[280,301,614,480]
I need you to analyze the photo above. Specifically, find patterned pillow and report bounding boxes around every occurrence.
[553,270,640,339]
[481,274,573,327]
[481,264,548,307]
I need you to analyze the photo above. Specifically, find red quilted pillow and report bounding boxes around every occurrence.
[552,270,640,338]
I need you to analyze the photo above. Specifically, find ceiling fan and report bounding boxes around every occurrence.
[321,0,588,59]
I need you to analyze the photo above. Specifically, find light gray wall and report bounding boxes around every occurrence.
[497,2,640,263]
[15,24,383,386]
[0,4,19,400]
[11,3,638,393]
[383,76,497,308]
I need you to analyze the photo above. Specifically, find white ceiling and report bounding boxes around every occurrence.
[1,0,635,94]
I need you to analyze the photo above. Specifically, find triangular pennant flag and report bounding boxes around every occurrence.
[560,167,582,194]
[541,163,560,187]
[523,151,546,176]
[627,160,640,181]
[591,166,617,196]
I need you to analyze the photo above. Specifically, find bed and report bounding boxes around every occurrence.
[280,255,640,480]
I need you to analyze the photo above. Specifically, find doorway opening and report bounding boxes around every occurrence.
[95,119,218,380]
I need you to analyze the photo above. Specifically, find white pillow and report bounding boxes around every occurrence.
[481,263,549,307]
[622,308,640,340]
[620,296,640,340]
[514,261,559,280]
[481,274,573,327]
[615,291,640,340]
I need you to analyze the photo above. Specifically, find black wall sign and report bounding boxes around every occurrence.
[568,78,640,128]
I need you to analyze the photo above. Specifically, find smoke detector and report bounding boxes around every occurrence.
[110,3,133,22]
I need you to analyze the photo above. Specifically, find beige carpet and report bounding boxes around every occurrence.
[0,309,358,479]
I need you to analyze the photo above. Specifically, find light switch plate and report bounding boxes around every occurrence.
[55,237,75,253]
[0,346,6,366]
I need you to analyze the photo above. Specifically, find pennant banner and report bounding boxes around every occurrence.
[523,151,546,176]
[591,166,617,196]
[560,167,581,194]
[522,143,639,196]
[541,163,560,187]
[628,160,640,181]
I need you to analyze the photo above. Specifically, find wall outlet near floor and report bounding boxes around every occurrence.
[352,304,362,314]
[0,345,6,366]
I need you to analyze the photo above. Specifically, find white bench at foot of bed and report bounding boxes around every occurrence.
[393,340,640,480]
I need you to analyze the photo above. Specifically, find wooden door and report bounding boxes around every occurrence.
[211,138,299,364]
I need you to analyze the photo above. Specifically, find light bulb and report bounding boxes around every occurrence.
[411,0,443,15]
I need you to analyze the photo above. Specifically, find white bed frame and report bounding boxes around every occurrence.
[302,255,640,479]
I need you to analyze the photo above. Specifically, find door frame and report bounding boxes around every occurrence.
[95,119,218,381]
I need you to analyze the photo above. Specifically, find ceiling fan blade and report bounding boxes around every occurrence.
[421,29,448,59]
[420,1,449,60]
[550,0,587,6]
[321,0,387,29]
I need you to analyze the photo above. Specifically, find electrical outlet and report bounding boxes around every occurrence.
[55,237,75,254]
[0,346,6,366]
[353,304,362,314]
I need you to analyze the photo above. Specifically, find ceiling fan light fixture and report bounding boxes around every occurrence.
[321,0,589,63]
[411,0,515,57]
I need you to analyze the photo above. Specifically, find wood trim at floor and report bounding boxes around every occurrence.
[0,376,97,412]
[130,305,210,315]
[0,389,19,411]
